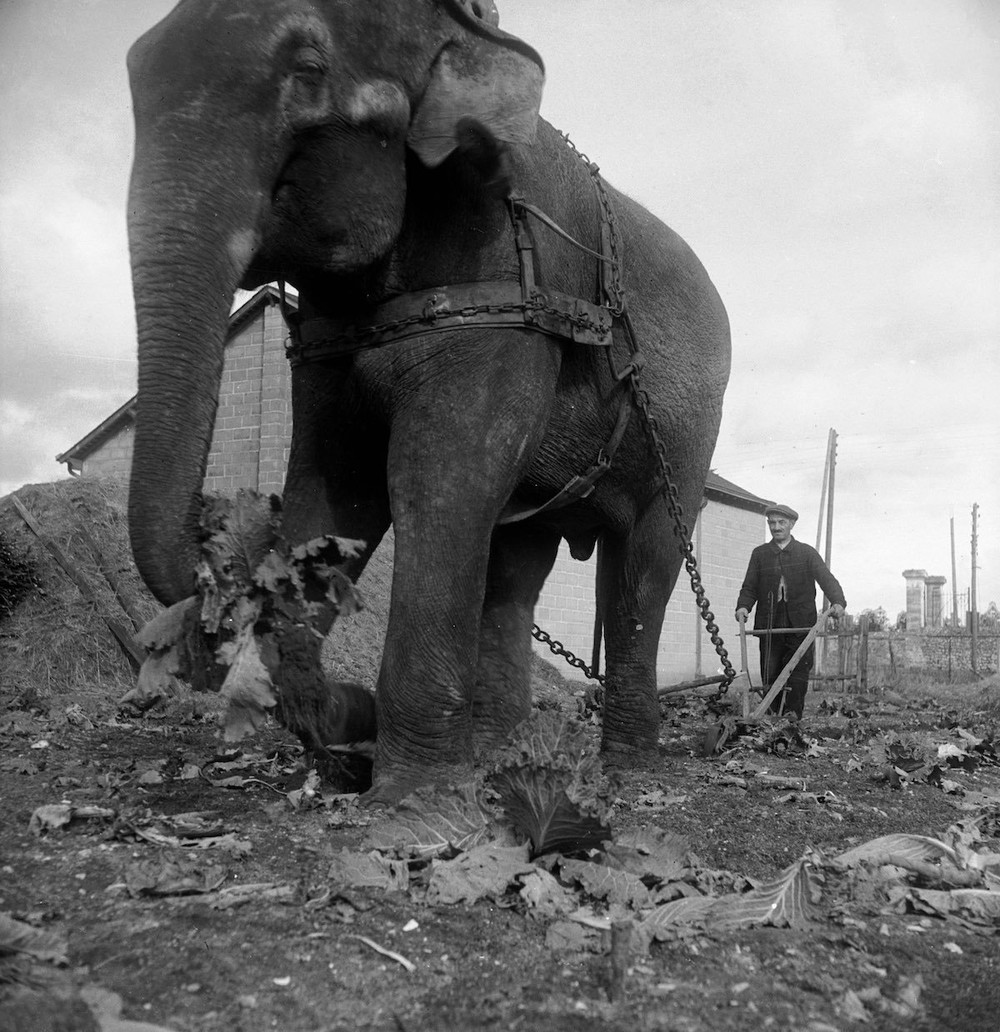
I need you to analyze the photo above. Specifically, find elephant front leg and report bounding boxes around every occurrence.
[598,507,682,764]
[369,524,488,803]
[365,340,560,804]
[273,365,389,766]
[473,523,562,754]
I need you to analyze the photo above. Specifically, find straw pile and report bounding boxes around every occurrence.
[0,477,158,711]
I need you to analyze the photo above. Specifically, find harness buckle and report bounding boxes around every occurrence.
[422,294,448,322]
[608,347,645,382]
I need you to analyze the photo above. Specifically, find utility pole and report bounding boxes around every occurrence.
[824,430,837,572]
[816,430,833,551]
[950,517,959,628]
[971,503,979,675]
[819,429,837,674]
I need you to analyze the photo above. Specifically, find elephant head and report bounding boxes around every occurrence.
[125,0,544,605]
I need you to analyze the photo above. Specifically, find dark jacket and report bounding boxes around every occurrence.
[736,537,846,630]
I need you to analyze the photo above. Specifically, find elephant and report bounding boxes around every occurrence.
[126,0,731,804]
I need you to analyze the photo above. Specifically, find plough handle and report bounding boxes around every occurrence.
[750,607,833,720]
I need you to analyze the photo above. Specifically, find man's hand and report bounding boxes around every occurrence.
[735,607,750,623]
[830,603,845,619]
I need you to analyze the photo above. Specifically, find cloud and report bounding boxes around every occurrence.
[0,1,144,494]
[0,397,75,497]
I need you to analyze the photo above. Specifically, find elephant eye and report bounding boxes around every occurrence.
[286,49,328,116]
[289,41,326,82]
[294,59,325,84]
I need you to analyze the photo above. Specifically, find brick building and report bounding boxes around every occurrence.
[57,285,771,684]
[57,286,292,494]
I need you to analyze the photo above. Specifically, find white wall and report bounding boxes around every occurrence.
[532,498,766,685]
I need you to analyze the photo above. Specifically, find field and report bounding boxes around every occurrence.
[1,481,999,1032]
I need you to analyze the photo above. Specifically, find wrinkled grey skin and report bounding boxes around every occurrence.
[126,0,730,803]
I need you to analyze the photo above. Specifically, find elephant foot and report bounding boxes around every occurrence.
[361,760,475,810]
[278,679,376,752]
[272,620,377,754]
[314,749,374,795]
[600,736,660,770]
[471,693,531,759]
[359,781,412,810]
[472,720,526,762]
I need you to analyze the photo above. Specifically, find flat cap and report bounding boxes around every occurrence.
[764,503,799,521]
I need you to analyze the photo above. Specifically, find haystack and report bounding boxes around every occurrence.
[0,477,397,715]
[0,478,159,711]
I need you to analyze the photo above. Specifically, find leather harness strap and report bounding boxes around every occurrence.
[497,387,632,525]
[283,170,632,525]
[286,278,615,359]
[284,199,614,363]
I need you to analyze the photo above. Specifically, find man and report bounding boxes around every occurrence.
[735,503,846,720]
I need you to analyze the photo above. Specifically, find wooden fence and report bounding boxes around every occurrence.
[810,618,1000,690]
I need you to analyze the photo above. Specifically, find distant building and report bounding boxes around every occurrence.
[901,569,948,631]
[57,285,771,684]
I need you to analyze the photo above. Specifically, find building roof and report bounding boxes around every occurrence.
[55,395,138,473]
[704,470,773,514]
[55,285,291,471]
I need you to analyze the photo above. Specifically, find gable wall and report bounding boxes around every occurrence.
[80,424,135,479]
[204,299,291,495]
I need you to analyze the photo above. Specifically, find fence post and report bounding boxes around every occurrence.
[838,626,846,689]
[857,613,869,693]
[947,636,952,683]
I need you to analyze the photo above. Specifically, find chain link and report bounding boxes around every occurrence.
[531,625,604,684]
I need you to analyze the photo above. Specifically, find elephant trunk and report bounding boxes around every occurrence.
[127,141,262,606]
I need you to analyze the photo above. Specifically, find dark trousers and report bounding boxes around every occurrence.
[759,602,814,719]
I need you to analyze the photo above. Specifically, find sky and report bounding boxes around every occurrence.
[1,0,997,620]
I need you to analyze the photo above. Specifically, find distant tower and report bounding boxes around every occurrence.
[902,569,928,630]
[924,576,947,629]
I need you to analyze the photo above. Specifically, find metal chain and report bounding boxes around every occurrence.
[624,357,736,687]
[287,301,518,361]
[532,134,736,692]
[531,625,604,684]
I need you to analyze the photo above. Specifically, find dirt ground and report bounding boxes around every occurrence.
[2,480,998,1031]
[2,674,998,1032]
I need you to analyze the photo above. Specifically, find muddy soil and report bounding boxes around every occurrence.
[2,681,998,1032]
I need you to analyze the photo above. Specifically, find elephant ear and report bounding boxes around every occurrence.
[407,33,544,168]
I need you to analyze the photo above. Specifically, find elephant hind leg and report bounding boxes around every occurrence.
[598,506,682,764]
[473,523,562,755]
